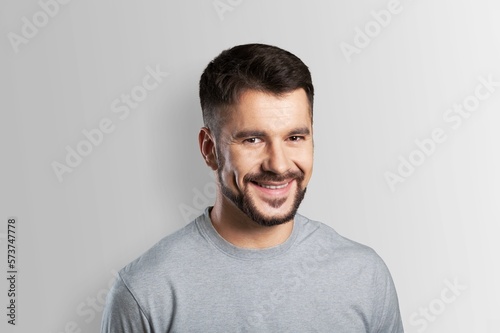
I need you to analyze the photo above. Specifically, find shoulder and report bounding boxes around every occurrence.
[118,217,205,290]
[103,217,209,330]
[296,214,403,331]
[295,213,390,272]
[296,214,400,307]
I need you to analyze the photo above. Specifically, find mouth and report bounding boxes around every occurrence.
[254,182,290,189]
[249,179,295,196]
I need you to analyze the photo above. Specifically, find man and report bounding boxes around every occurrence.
[101,43,404,332]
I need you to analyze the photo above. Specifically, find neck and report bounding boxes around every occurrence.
[209,198,294,249]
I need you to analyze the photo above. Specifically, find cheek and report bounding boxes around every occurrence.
[296,150,314,180]
[220,151,250,185]
[227,151,263,185]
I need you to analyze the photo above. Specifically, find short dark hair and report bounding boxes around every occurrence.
[199,43,314,138]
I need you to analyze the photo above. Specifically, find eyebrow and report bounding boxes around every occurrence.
[232,127,311,139]
[288,127,311,136]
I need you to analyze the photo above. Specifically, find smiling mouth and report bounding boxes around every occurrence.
[250,179,295,190]
[255,182,289,189]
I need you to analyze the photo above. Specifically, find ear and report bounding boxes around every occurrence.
[198,127,218,170]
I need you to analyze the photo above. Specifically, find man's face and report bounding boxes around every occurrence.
[215,88,314,227]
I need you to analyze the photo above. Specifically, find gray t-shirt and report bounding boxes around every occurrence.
[101,208,404,332]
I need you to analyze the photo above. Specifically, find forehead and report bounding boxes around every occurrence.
[222,89,312,135]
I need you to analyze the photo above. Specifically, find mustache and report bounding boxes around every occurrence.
[244,170,305,184]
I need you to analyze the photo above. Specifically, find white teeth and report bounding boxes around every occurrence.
[258,182,289,189]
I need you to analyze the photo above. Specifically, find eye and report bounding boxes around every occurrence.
[289,136,304,142]
[243,137,262,144]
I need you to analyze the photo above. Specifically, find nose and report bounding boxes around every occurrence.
[262,141,292,175]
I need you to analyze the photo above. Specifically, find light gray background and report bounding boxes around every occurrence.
[1,0,499,332]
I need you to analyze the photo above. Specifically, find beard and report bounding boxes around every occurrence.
[216,151,307,227]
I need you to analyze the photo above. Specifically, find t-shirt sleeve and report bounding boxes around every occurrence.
[374,257,405,333]
[101,274,152,333]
